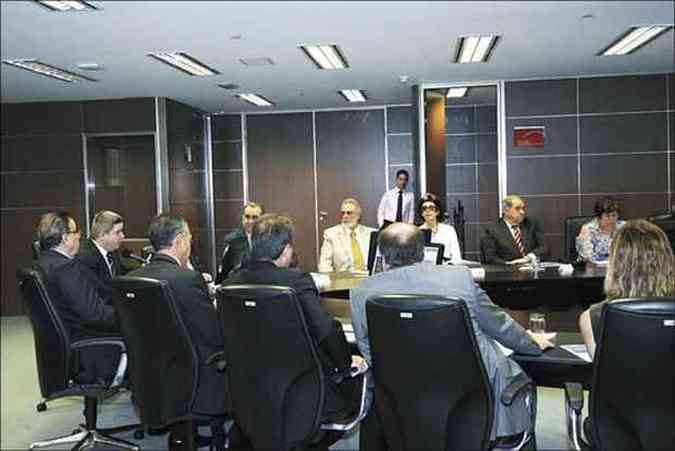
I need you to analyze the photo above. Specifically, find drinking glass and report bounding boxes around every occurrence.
[529,313,546,334]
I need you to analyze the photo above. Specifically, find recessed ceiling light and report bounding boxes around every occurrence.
[2,59,97,82]
[338,89,367,103]
[147,52,219,76]
[236,93,274,107]
[238,57,275,67]
[599,26,672,56]
[76,62,105,71]
[299,44,349,70]
[454,35,500,63]
[35,0,97,11]
[446,87,468,98]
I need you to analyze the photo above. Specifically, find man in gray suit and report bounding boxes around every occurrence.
[350,223,553,447]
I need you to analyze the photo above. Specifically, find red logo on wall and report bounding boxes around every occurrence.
[513,126,545,148]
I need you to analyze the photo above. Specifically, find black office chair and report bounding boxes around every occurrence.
[16,268,140,451]
[564,298,675,451]
[32,240,41,261]
[565,215,593,262]
[109,276,228,451]
[366,294,536,450]
[217,285,368,450]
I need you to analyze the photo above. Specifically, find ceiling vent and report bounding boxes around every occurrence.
[238,58,275,67]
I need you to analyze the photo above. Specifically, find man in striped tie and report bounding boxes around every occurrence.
[481,195,547,265]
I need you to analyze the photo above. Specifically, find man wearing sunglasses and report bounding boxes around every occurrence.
[215,202,264,283]
[319,198,376,273]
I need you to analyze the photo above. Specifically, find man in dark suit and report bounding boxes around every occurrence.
[225,214,365,442]
[482,195,547,265]
[128,213,228,417]
[34,211,81,276]
[35,211,120,383]
[214,202,263,284]
[79,210,126,288]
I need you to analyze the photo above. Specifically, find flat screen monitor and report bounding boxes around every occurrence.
[651,218,675,252]
[423,243,445,265]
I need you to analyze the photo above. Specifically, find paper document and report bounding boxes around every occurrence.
[494,340,514,357]
[309,272,331,290]
[342,323,354,333]
[538,262,561,268]
[561,344,592,362]
[344,332,356,344]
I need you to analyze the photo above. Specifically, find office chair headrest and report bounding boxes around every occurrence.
[366,294,464,312]
[608,298,675,316]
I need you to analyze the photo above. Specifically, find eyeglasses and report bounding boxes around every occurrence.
[421,204,439,211]
[243,214,260,220]
[341,210,356,216]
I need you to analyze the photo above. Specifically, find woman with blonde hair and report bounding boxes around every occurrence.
[579,219,675,357]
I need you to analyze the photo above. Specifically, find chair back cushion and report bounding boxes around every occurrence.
[366,294,493,451]
[217,285,323,450]
[17,268,71,398]
[592,298,675,451]
[565,215,593,261]
[110,276,198,427]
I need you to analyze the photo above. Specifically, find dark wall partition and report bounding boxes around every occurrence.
[505,73,673,259]
[0,98,156,315]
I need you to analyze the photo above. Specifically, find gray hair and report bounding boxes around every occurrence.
[378,223,425,267]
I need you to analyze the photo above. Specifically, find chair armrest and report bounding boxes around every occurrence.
[321,371,369,432]
[71,337,126,352]
[71,337,127,389]
[564,382,588,451]
[564,382,584,412]
[206,351,227,372]
[501,372,533,406]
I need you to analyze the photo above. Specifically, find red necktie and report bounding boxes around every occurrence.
[512,225,526,257]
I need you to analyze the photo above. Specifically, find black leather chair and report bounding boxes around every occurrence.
[17,268,140,451]
[564,298,675,451]
[109,276,228,451]
[366,294,536,450]
[565,215,593,262]
[216,285,368,451]
[32,240,41,261]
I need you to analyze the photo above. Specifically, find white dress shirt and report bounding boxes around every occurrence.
[420,222,462,264]
[377,188,415,226]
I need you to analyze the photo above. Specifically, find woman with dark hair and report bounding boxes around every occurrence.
[576,196,625,263]
[417,193,462,263]
[578,219,675,358]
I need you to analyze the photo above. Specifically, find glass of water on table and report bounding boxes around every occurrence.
[529,313,546,334]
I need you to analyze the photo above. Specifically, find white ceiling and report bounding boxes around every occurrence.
[1,1,673,113]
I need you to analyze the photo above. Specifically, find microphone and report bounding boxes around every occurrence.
[121,248,147,264]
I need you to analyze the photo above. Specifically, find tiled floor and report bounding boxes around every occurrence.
[1,316,584,450]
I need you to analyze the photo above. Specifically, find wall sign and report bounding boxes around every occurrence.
[513,126,545,148]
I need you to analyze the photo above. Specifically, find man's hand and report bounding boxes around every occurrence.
[350,355,368,375]
[506,257,529,265]
[527,331,555,351]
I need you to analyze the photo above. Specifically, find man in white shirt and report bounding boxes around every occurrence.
[319,198,376,273]
[377,169,415,227]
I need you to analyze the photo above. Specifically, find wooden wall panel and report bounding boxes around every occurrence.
[316,109,386,230]
[247,113,316,270]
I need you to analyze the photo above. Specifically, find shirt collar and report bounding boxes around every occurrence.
[93,239,109,259]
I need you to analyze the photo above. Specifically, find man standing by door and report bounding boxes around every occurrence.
[377,169,415,227]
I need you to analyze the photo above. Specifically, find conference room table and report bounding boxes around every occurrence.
[318,263,599,388]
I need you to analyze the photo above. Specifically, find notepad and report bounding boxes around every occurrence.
[561,344,592,362]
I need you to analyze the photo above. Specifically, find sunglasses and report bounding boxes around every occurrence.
[421,204,439,211]
[244,214,260,220]
[341,211,356,216]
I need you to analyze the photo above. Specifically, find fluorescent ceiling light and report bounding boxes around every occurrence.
[147,52,219,76]
[236,93,274,107]
[299,44,349,69]
[2,59,97,82]
[600,26,672,56]
[454,35,500,63]
[446,87,468,98]
[35,1,97,11]
[338,89,367,103]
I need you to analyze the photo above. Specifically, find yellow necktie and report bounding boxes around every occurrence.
[351,230,365,270]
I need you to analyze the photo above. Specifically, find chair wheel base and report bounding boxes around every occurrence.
[36,402,46,412]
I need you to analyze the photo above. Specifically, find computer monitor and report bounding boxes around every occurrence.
[423,243,445,265]
[367,230,380,276]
